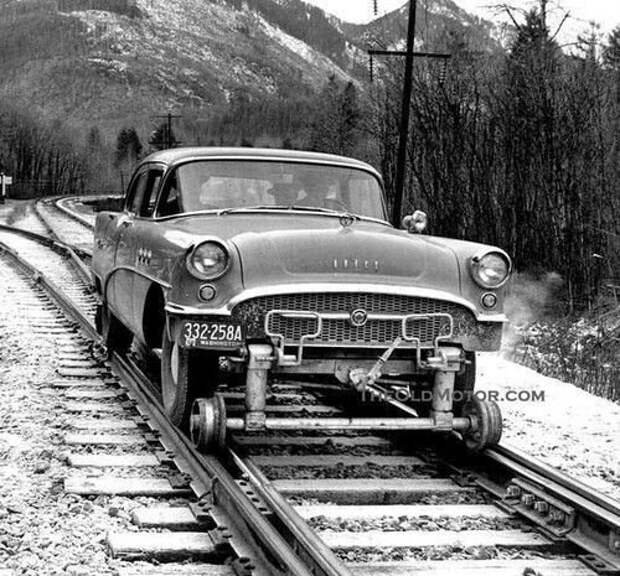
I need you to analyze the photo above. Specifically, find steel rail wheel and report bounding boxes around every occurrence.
[190,395,227,452]
[463,397,502,451]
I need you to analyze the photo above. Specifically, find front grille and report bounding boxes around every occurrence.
[233,292,469,347]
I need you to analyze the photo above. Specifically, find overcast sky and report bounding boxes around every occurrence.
[305,0,619,39]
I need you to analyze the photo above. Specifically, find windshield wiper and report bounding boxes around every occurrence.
[217,205,361,218]
[217,205,275,216]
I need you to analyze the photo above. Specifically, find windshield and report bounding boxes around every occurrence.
[160,160,387,220]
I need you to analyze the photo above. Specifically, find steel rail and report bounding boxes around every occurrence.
[0,222,326,576]
[35,199,93,258]
[14,198,620,573]
[0,222,93,287]
[486,443,620,521]
[229,448,355,576]
[479,443,620,571]
[0,240,98,341]
[54,196,97,231]
[111,354,317,576]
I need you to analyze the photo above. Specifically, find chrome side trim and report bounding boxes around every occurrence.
[164,283,508,323]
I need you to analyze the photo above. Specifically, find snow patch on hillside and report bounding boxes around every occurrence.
[257,14,353,83]
[261,18,317,64]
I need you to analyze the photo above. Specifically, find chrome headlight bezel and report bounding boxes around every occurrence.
[186,240,231,281]
[470,250,512,289]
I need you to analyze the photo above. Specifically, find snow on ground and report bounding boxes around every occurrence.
[477,352,619,500]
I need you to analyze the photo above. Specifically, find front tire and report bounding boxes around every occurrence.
[160,328,219,429]
[161,328,196,429]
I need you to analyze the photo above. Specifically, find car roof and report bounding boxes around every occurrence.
[141,147,381,178]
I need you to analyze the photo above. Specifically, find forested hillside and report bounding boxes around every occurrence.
[0,0,618,315]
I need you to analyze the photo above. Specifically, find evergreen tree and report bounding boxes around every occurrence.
[281,137,293,149]
[603,25,620,70]
[338,82,361,156]
[86,126,103,153]
[115,127,142,167]
[149,122,178,151]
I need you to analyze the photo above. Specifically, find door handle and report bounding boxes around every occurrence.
[117,215,134,228]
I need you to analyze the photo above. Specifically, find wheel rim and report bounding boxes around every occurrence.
[162,343,180,411]
[171,343,180,385]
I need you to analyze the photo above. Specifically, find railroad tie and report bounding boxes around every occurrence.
[64,433,147,446]
[115,564,236,576]
[273,478,472,505]
[348,559,597,575]
[64,476,192,497]
[106,530,232,561]
[319,528,550,549]
[67,453,159,467]
[294,503,511,521]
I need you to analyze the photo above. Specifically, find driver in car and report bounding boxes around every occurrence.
[266,182,300,206]
[299,174,342,210]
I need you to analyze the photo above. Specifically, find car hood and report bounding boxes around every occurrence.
[167,214,461,294]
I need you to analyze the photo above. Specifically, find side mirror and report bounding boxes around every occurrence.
[402,210,428,234]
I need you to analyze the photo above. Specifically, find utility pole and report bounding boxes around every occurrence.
[152,112,182,149]
[368,0,450,226]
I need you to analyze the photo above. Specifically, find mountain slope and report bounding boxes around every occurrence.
[0,0,357,133]
[0,0,502,136]
[343,0,505,54]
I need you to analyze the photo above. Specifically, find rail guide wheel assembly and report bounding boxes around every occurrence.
[462,397,503,451]
[190,394,227,452]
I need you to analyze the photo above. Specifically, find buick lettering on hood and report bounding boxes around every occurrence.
[93,147,511,451]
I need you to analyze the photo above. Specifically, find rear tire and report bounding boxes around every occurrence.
[98,303,133,355]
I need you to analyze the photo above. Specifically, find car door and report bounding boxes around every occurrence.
[129,167,165,341]
[109,169,149,328]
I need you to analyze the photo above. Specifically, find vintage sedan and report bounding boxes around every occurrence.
[93,147,511,451]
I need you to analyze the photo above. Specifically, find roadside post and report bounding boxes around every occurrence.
[0,173,12,204]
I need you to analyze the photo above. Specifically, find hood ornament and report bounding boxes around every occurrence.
[350,308,368,327]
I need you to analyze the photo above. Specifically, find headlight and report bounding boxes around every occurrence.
[470,251,511,288]
[186,241,230,280]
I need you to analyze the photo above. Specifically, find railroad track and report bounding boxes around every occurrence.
[0,198,617,576]
[34,197,95,256]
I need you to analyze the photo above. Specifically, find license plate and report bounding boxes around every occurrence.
[181,321,243,349]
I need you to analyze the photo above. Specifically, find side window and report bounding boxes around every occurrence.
[139,170,163,217]
[157,172,182,217]
[126,172,148,214]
